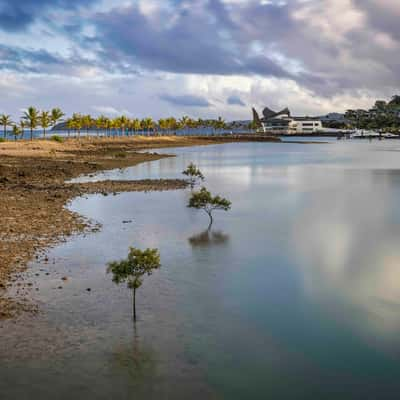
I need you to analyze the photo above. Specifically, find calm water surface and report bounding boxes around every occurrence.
[2,141,400,399]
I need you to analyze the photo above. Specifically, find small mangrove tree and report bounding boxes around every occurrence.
[188,187,231,229]
[107,247,161,321]
[182,162,205,188]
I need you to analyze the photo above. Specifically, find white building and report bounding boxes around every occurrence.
[254,106,323,135]
[288,118,323,134]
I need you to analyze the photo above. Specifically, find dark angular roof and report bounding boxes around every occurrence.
[262,107,277,119]
[261,107,291,121]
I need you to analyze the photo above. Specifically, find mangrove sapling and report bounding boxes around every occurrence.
[182,162,205,188]
[188,187,231,230]
[107,247,161,321]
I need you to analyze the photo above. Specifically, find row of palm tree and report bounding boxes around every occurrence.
[0,108,228,140]
[0,107,65,140]
[63,114,228,137]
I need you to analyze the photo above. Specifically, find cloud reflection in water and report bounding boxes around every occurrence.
[292,169,400,345]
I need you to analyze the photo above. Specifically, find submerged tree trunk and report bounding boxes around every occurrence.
[133,288,137,321]
[207,211,213,231]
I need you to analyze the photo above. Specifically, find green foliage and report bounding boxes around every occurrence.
[188,187,231,228]
[22,106,39,140]
[11,124,23,141]
[51,108,65,126]
[0,137,5,142]
[345,95,400,130]
[40,110,51,138]
[51,135,64,143]
[0,114,13,139]
[182,162,205,187]
[107,247,161,320]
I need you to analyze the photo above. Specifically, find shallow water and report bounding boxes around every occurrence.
[2,141,400,399]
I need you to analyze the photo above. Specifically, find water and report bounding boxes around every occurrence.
[2,141,400,399]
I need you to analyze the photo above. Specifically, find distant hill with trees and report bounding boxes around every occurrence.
[345,95,400,131]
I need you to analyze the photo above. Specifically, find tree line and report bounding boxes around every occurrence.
[0,107,65,141]
[0,107,230,140]
[344,95,400,132]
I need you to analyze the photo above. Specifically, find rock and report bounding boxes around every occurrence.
[86,288,91,292]
[61,276,68,281]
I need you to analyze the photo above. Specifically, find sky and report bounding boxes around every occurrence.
[0,0,399,120]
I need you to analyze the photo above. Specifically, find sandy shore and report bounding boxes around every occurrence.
[0,135,280,319]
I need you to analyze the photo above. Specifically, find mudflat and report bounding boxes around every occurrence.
[1,135,251,319]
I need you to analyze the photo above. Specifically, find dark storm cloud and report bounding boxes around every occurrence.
[91,1,291,79]
[160,94,211,107]
[0,0,399,113]
[0,43,103,75]
[0,44,61,72]
[0,0,95,31]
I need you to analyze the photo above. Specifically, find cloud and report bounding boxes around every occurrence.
[0,0,399,119]
[0,0,96,31]
[160,94,211,107]
[91,1,291,78]
[0,44,61,72]
[227,95,245,106]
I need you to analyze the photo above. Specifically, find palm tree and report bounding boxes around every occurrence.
[72,113,83,138]
[0,114,13,139]
[81,115,90,137]
[50,108,65,132]
[96,115,107,137]
[142,117,154,136]
[113,117,121,138]
[20,120,26,139]
[118,115,129,137]
[104,117,112,137]
[187,117,197,131]
[39,110,51,138]
[22,106,39,140]
[132,118,142,135]
[179,116,190,134]
[66,118,75,137]
[166,117,177,135]
[158,118,167,136]
[12,123,22,141]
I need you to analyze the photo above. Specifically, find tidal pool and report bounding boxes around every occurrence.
[2,141,400,399]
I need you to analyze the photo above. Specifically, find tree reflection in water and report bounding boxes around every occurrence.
[111,324,157,380]
[188,230,230,247]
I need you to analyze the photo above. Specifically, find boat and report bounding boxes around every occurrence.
[350,130,381,139]
[382,133,400,139]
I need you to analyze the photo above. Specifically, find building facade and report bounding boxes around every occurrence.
[253,107,323,135]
